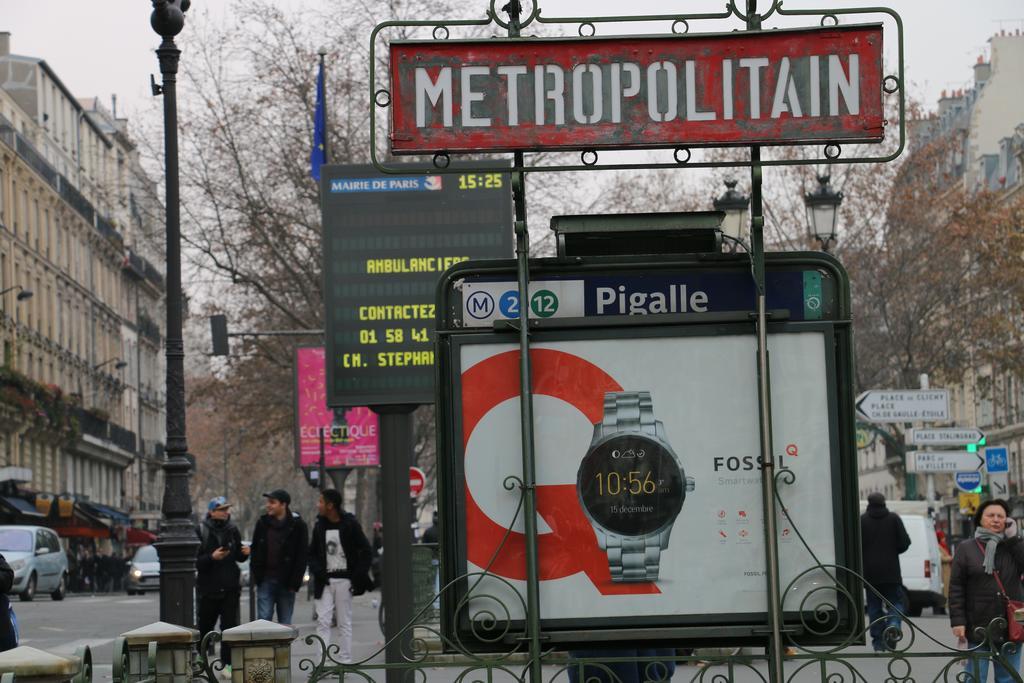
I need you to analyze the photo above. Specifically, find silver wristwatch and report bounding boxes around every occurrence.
[577,391,695,583]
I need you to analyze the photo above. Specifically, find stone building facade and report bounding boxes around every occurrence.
[0,31,166,545]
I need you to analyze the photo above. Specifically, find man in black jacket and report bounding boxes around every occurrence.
[861,492,911,651]
[197,496,248,669]
[309,489,373,664]
[250,489,308,625]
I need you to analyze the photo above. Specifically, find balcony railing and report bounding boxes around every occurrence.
[110,423,137,453]
[15,132,58,186]
[75,407,138,453]
[138,313,162,345]
[77,408,108,441]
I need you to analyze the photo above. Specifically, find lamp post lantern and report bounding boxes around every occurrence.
[712,179,750,251]
[150,0,198,628]
[804,175,844,251]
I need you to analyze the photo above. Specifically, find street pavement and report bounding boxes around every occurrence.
[12,593,990,682]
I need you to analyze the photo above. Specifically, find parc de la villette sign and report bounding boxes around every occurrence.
[390,24,883,154]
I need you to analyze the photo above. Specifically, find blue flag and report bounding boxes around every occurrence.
[310,62,326,182]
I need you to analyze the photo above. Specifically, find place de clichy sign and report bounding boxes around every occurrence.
[389,24,884,154]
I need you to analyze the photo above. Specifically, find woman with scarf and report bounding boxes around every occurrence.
[950,498,1024,682]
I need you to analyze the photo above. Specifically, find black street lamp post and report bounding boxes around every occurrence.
[150,0,198,628]
[712,179,750,252]
[804,175,844,252]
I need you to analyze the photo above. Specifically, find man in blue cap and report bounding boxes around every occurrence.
[197,496,248,673]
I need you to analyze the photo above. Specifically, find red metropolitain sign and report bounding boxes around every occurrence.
[389,24,884,154]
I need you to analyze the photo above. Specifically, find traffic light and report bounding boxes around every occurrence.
[967,436,987,453]
[210,314,229,356]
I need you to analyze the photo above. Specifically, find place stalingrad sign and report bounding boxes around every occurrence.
[855,389,949,423]
[906,451,984,473]
[390,24,883,154]
[434,253,861,649]
[321,164,513,407]
[905,427,984,446]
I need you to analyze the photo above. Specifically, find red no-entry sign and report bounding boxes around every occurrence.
[409,466,426,497]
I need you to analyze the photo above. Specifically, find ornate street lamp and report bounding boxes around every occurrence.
[93,358,128,371]
[0,286,34,302]
[150,0,198,628]
[804,175,844,251]
[713,179,750,251]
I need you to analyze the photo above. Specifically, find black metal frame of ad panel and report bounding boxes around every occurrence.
[433,253,860,651]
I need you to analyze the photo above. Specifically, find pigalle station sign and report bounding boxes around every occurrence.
[389,24,883,154]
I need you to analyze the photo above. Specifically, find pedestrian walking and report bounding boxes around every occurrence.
[250,489,308,625]
[308,489,373,664]
[950,498,1024,683]
[197,496,249,674]
[861,492,911,651]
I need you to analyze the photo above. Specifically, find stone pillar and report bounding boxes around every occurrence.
[118,621,198,683]
[221,619,297,683]
[0,646,82,683]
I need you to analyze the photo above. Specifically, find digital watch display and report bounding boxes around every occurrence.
[578,435,684,536]
[576,391,694,582]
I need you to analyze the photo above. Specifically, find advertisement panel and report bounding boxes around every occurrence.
[294,346,379,468]
[450,327,843,636]
[390,25,883,154]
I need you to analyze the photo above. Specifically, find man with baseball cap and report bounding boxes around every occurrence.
[250,489,308,624]
[197,496,248,672]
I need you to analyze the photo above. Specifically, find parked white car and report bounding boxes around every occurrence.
[0,525,69,601]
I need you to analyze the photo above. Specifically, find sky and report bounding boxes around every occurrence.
[1,0,1022,127]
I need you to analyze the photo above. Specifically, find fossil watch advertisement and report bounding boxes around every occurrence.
[454,329,842,625]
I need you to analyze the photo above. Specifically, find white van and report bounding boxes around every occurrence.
[860,500,945,616]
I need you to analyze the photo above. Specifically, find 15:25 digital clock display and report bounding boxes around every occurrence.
[458,173,504,190]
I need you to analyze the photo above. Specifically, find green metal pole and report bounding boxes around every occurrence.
[745,4,784,681]
[503,8,541,679]
[512,158,543,683]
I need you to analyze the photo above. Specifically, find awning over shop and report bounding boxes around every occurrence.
[126,527,157,546]
[80,502,131,526]
[0,496,44,518]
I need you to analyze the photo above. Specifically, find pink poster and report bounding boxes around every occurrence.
[295,347,379,467]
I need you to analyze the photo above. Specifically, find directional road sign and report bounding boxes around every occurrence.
[990,472,1010,499]
[906,450,984,473]
[954,471,983,493]
[855,390,949,423]
[906,427,984,446]
[985,447,1009,474]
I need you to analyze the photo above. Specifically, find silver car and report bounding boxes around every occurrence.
[0,525,69,601]
[126,544,161,594]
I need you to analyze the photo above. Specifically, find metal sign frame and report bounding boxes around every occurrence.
[368,0,906,175]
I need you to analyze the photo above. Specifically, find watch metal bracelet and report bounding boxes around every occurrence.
[605,530,665,582]
[602,391,662,582]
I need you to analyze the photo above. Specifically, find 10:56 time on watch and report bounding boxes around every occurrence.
[593,470,658,496]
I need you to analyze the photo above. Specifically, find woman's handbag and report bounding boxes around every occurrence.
[977,540,1024,642]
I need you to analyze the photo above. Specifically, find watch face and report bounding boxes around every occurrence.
[577,434,684,536]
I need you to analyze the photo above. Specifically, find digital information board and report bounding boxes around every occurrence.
[321,164,513,406]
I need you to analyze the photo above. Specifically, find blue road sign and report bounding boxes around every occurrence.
[985,447,1009,474]
[955,471,983,492]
